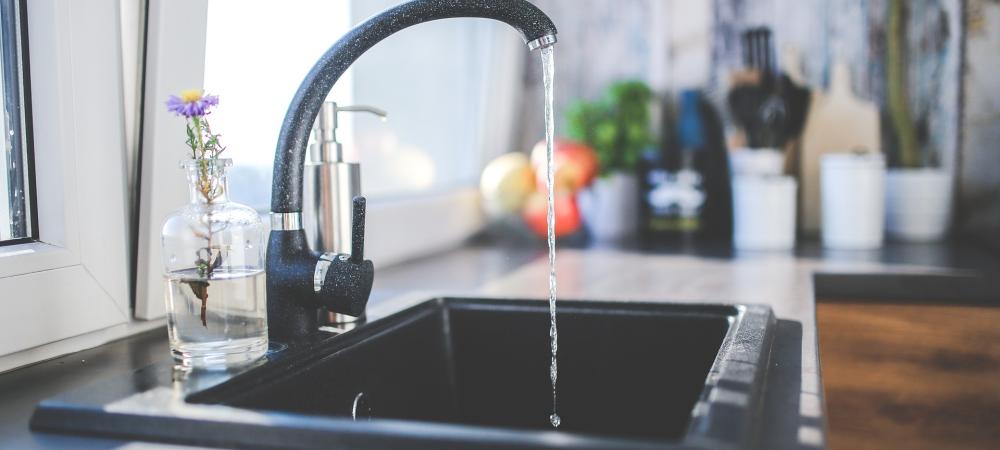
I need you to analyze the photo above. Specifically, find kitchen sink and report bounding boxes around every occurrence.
[32,298,776,449]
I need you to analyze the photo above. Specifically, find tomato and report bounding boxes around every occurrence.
[530,139,599,193]
[521,191,582,239]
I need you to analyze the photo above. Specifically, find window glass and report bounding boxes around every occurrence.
[204,0,353,211]
[204,0,501,209]
[347,0,495,199]
[0,0,32,243]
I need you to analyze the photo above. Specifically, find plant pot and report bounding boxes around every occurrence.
[821,153,886,249]
[578,172,639,241]
[885,168,953,242]
[732,175,797,250]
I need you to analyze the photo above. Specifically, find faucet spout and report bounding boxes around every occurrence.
[270,0,557,213]
[266,0,556,341]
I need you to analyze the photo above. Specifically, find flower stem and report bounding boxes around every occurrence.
[192,116,205,157]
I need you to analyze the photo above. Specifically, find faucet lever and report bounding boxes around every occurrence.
[351,196,366,263]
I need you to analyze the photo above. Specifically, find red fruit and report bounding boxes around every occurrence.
[530,139,599,193]
[522,191,582,239]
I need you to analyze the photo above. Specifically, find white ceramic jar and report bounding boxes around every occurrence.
[885,169,953,242]
[732,175,798,250]
[578,172,639,241]
[820,153,885,249]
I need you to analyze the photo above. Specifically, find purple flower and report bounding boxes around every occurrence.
[166,89,219,118]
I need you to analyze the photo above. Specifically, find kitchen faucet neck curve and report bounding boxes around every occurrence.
[269,0,557,214]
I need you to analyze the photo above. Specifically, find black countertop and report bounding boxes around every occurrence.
[1,238,997,449]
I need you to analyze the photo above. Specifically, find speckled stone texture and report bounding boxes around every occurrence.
[266,228,375,340]
[270,0,557,213]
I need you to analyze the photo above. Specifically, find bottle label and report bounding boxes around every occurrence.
[645,169,705,232]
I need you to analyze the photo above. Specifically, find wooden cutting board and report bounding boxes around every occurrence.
[799,62,880,234]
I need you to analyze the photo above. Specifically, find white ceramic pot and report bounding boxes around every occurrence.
[820,153,886,249]
[885,169,953,242]
[732,175,797,250]
[578,172,639,241]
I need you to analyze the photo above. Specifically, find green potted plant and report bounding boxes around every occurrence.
[883,0,953,242]
[566,80,656,240]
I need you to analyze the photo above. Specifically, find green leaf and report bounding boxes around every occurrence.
[563,80,657,175]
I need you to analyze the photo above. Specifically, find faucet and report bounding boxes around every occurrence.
[304,101,387,329]
[266,0,558,340]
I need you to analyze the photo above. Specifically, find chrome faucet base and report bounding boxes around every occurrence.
[270,212,303,231]
[324,311,364,329]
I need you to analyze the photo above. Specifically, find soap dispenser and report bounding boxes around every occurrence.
[302,101,386,327]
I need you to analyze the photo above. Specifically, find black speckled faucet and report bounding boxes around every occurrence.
[266,0,558,340]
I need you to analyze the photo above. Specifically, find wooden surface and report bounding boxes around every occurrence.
[818,301,1000,450]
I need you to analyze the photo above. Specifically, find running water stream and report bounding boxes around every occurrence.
[540,45,560,429]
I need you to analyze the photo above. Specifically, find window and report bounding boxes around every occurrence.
[0,0,33,245]
[203,0,353,211]
[0,0,135,371]
[201,0,520,208]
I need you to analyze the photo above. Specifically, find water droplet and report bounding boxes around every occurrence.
[550,413,561,428]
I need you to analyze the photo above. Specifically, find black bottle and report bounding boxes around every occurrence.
[694,92,733,242]
[638,96,674,240]
[640,90,732,243]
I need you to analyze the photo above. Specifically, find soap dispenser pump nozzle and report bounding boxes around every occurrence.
[311,101,387,163]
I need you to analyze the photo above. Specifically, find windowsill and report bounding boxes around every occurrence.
[0,241,76,278]
[0,245,36,258]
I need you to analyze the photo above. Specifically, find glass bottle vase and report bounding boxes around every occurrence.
[161,158,267,369]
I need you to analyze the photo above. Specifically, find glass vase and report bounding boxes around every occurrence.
[161,158,267,369]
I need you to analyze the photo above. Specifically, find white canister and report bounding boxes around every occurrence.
[730,148,785,176]
[732,175,797,250]
[885,169,953,242]
[578,172,639,241]
[820,153,886,249]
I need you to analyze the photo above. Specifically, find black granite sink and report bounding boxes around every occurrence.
[32,298,776,449]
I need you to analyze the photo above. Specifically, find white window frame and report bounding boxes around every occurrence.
[0,0,155,372]
[133,0,523,319]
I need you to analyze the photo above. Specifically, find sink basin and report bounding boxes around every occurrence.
[33,298,776,449]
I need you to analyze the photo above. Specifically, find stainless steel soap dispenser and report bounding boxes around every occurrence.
[303,101,386,326]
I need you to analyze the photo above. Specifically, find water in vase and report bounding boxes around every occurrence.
[165,268,268,369]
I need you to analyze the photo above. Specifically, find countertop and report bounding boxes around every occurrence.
[1,238,997,449]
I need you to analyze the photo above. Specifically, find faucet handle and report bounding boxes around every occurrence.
[314,197,372,318]
[351,196,366,263]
